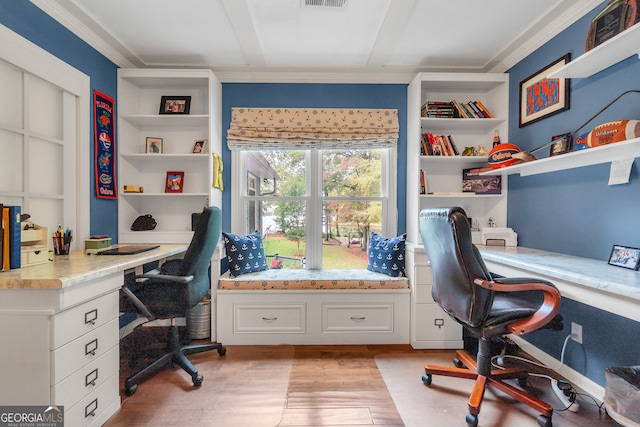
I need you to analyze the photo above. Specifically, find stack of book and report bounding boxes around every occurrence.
[0,204,21,270]
[421,132,460,156]
[452,99,494,118]
[421,101,459,118]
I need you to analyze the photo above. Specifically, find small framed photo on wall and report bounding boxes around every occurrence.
[549,133,572,157]
[192,139,207,153]
[608,245,640,270]
[165,171,184,193]
[146,137,163,153]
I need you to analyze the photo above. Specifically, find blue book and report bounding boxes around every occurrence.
[8,205,21,269]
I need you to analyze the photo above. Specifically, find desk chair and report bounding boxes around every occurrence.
[419,207,562,427]
[121,206,226,395]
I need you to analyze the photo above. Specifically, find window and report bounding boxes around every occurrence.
[232,148,396,270]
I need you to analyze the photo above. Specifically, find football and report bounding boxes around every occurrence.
[587,120,640,147]
[488,143,522,169]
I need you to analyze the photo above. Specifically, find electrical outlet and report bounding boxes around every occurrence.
[571,322,583,344]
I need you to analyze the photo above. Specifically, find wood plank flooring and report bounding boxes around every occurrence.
[105,330,617,426]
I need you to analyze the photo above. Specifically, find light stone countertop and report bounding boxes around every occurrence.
[479,245,640,302]
[0,244,187,289]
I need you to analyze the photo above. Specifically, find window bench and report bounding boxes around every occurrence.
[215,269,410,345]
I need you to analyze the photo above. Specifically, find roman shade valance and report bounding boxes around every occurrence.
[227,107,398,150]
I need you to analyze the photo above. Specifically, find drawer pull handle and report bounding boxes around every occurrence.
[85,339,98,356]
[85,308,98,325]
[262,317,278,321]
[86,368,98,387]
[85,398,98,418]
[350,316,366,321]
[434,318,445,329]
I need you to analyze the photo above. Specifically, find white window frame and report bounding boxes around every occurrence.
[231,147,397,270]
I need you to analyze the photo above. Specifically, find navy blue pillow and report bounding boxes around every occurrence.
[367,232,406,277]
[222,231,268,277]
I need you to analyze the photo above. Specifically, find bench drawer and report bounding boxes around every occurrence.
[322,303,394,333]
[233,303,306,333]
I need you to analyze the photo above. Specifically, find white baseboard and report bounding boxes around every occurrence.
[509,334,605,403]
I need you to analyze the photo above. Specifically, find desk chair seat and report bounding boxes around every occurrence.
[120,206,226,395]
[419,207,562,427]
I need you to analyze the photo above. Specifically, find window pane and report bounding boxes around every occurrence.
[322,149,381,197]
[321,201,382,269]
[258,200,306,269]
[247,151,305,197]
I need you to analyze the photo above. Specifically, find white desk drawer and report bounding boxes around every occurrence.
[233,303,306,333]
[413,303,461,342]
[52,291,119,349]
[51,318,119,384]
[64,371,119,427]
[322,303,394,333]
[52,345,119,408]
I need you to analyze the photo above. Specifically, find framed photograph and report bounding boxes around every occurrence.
[145,137,163,154]
[608,245,640,270]
[159,96,191,115]
[165,171,184,193]
[549,133,572,157]
[519,54,571,127]
[192,139,207,154]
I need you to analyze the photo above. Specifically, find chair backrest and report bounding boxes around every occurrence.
[419,207,493,328]
[180,206,222,307]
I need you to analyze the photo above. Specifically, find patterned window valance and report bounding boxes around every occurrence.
[227,107,398,150]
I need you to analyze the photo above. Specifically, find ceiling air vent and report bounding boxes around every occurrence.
[302,0,348,8]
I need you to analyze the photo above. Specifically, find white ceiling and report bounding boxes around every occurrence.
[32,0,604,83]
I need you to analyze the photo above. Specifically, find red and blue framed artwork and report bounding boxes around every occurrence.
[519,54,571,128]
[94,90,117,199]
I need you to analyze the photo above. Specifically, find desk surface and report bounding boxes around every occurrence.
[0,244,187,290]
[479,245,640,302]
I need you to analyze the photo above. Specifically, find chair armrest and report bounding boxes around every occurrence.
[135,273,195,284]
[473,277,561,335]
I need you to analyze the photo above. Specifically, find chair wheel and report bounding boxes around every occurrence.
[125,383,137,396]
[466,413,478,427]
[453,357,464,368]
[422,374,432,385]
[193,374,203,387]
[218,346,226,356]
[537,415,552,427]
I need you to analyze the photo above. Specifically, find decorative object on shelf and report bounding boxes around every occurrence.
[549,133,573,156]
[488,143,522,169]
[165,171,184,193]
[123,185,144,193]
[462,168,501,194]
[131,214,157,231]
[586,0,640,51]
[492,130,501,147]
[607,244,640,270]
[159,95,191,114]
[145,137,163,153]
[94,90,117,199]
[519,54,571,127]
[192,139,207,153]
[461,147,475,156]
[585,120,640,147]
[84,237,111,254]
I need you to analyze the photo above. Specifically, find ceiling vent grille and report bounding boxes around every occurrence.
[302,0,348,9]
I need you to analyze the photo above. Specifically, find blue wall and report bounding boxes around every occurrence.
[220,83,407,235]
[507,6,640,386]
[0,1,119,240]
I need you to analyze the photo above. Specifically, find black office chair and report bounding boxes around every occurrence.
[419,207,562,427]
[121,206,226,395]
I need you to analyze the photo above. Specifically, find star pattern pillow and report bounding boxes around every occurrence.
[367,232,406,277]
[222,231,268,277]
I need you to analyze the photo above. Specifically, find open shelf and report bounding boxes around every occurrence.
[549,22,640,79]
[481,137,640,177]
[421,117,504,132]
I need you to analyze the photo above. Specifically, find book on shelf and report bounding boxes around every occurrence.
[422,132,460,156]
[419,170,427,194]
[421,99,493,119]
[1,205,22,270]
[421,101,459,118]
[2,206,9,270]
[462,167,502,195]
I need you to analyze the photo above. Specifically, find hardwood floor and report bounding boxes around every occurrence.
[105,331,617,426]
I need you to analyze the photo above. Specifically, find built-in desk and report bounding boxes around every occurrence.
[0,245,186,427]
[479,246,640,322]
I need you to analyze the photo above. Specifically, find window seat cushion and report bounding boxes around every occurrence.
[218,269,409,290]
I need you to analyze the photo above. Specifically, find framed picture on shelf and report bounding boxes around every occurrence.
[145,137,163,153]
[608,245,640,270]
[165,171,184,193]
[549,133,572,157]
[519,54,571,127]
[159,96,191,115]
[192,139,207,153]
